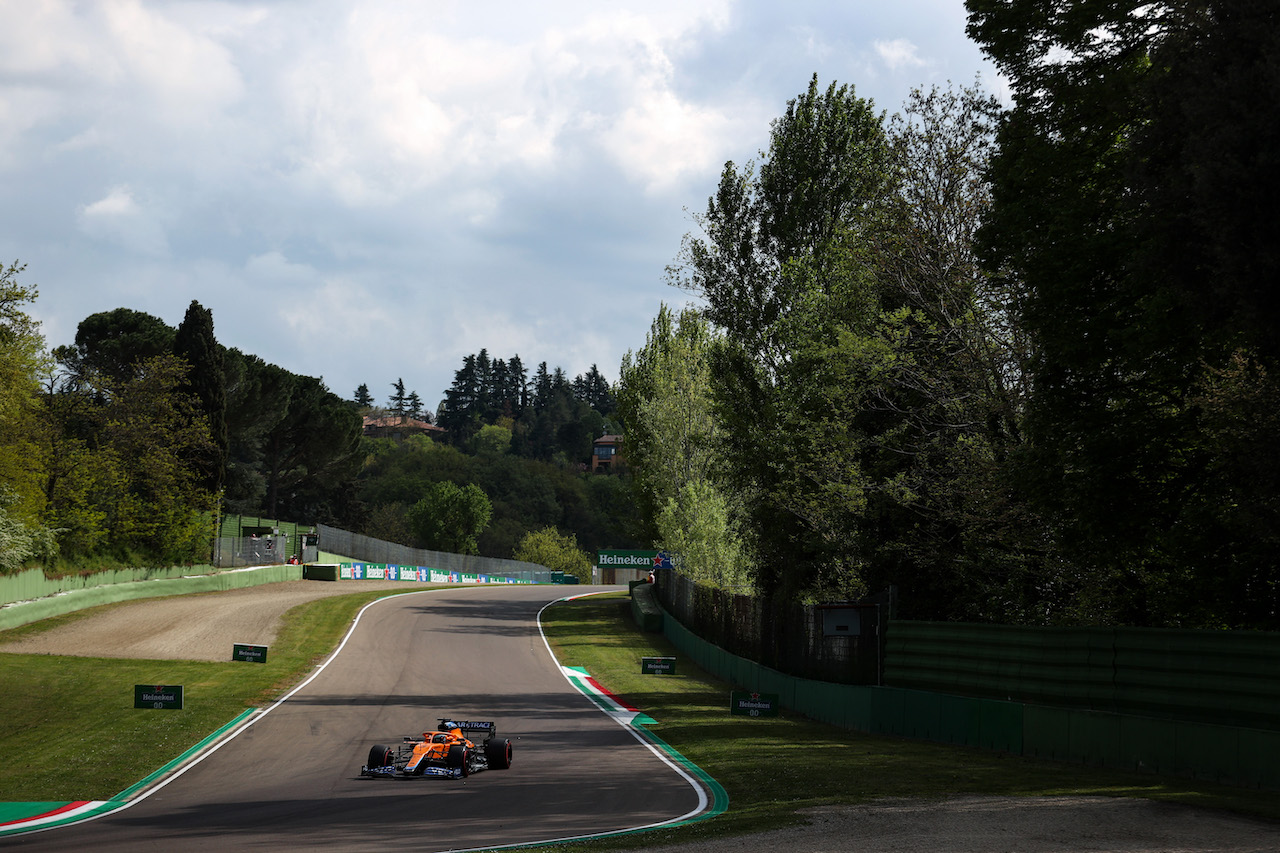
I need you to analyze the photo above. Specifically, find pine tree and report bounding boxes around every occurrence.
[174,300,227,495]
[389,378,408,420]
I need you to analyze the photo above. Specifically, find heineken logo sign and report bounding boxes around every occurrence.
[134,684,184,710]
[730,690,779,718]
[596,550,674,569]
[233,643,268,663]
[641,656,676,675]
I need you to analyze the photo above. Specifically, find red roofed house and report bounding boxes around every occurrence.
[362,415,446,442]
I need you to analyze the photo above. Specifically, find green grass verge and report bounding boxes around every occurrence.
[537,592,1280,851]
[0,588,411,801]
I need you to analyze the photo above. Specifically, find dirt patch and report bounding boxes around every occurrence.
[0,579,437,661]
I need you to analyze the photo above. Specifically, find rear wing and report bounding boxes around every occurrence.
[438,718,497,740]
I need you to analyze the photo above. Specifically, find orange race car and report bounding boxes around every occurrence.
[361,719,513,779]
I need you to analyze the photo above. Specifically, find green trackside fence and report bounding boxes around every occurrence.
[0,563,306,632]
[659,608,1280,790]
[884,622,1280,732]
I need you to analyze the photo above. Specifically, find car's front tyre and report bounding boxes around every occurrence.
[485,738,512,770]
[446,744,470,777]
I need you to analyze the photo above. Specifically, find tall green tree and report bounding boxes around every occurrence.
[353,383,374,408]
[44,354,216,563]
[572,364,615,415]
[0,261,50,527]
[53,308,174,388]
[967,0,1280,626]
[174,300,227,495]
[389,378,408,419]
[670,75,897,602]
[0,261,56,568]
[512,526,591,581]
[407,481,492,554]
[618,304,747,586]
[222,349,295,514]
[260,375,363,521]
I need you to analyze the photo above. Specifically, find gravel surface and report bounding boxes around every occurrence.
[0,578,436,660]
[4,579,1278,852]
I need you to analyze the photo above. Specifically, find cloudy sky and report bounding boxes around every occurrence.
[1,0,1002,412]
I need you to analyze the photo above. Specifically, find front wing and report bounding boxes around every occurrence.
[361,762,464,779]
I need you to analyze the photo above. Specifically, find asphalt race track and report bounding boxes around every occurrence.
[4,585,706,851]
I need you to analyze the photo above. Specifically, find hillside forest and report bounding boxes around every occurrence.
[2,1,1276,629]
[0,287,636,573]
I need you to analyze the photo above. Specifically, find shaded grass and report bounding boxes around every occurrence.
[538,591,1280,850]
[0,588,411,801]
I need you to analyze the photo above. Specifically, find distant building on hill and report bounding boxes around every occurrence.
[362,415,446,441]
[592,434,623,474]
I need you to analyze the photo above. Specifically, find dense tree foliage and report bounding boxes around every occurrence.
[631,4,1278,629]
[0,262,56,564]
[667,75,906,602]
[0,285,366,570]
[174,300,227,495]
[618,305,747,587]
[968,0,1280,627]
[435,350,616,465]
[407,481,492,555]
[53,307,174,387]
[259,374,362,521]
[512,526,592,582]
[354,434,639,560]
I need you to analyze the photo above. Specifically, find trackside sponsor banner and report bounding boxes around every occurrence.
[336,563,530,585]
[134,685,184,710]
[596,550,674,570]
[730,690,780,718]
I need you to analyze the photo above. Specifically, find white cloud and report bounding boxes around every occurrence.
[81,187,140,219]
[268,3,744,204]
[77,186,169,256]
[875,38,928,72]
[1,0,1001,406]
[245,251,316,284]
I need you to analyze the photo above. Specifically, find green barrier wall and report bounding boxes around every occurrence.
[885,621,1280,732]
[0,564,217,607]
[0,564,305,631]
[661,607,1280,789]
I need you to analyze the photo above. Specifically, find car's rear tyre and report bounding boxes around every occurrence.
[446,744,470,776]
[485,738,512,770]
[367,745,394,768]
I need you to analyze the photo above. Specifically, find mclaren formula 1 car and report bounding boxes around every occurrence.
[361,719,513,779]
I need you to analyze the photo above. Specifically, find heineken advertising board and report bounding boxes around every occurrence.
[641,656,677,675]
[232,643,268,663]
[730,690,779,718]
[596,550,673,569]
[134,685,184,710]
